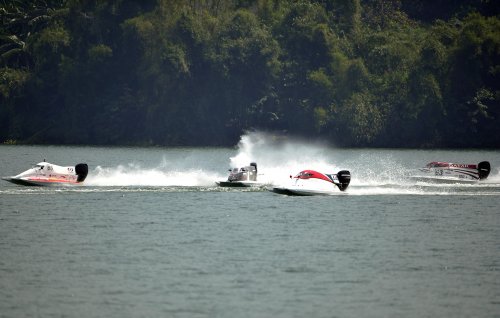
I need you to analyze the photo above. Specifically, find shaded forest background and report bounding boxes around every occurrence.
[1,0,499,147]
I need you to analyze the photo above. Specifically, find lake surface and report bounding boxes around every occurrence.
[1,134,499,318]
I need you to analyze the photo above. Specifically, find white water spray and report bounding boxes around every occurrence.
[227,131,500,195]
[229,131,343,185]
[85,162,222,187]
[228,131,409,188]
[77,131,499,195]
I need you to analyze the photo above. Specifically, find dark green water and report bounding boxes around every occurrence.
[1,140,499,318]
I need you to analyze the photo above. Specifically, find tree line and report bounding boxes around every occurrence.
[1,0,499,147]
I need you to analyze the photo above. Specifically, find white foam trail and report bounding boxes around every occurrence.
[85,163,223,187]
[346,186,423,195]
[483,167,500,184]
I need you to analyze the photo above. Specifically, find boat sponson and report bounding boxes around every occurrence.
[271,187,312,196]
[216,181,253,187]
[2,177,44,186]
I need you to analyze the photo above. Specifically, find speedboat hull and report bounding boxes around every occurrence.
[216,180,263,187]
[3,162,88,186]
[408,176,478,184]
[2,176,83,186]
[271,186,342,196]
[409,161,490,184]
[272,170,351,196]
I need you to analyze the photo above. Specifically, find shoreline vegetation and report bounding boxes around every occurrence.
[1,1,499,148]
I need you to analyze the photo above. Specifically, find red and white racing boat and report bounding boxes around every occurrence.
[409,161,490,184]
[2,161,88,186]
[272,169,351,195]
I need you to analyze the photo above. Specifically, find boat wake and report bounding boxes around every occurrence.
[80,132,500,195]
[84,163,222,187]
[2,131,499,196]
[228,132,500,196]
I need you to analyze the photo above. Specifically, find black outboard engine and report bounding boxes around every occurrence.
[249,162,258,181]
[336,170,351,191]
[75,163,88,182]
[478,161,491,180]
[250,162,257,173]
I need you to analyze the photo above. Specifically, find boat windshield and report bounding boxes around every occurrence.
[296,171,313,178]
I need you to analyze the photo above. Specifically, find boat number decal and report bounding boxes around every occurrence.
[435,170,443,176]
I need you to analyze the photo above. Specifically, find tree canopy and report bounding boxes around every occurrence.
[1,0,499,147]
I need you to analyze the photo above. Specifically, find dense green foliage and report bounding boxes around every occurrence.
[1,0,499,147]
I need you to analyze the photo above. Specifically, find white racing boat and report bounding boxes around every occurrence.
[2,161,88,186]
[409,161,490,184]
[272,169,351,195]
[216,162,264,187]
